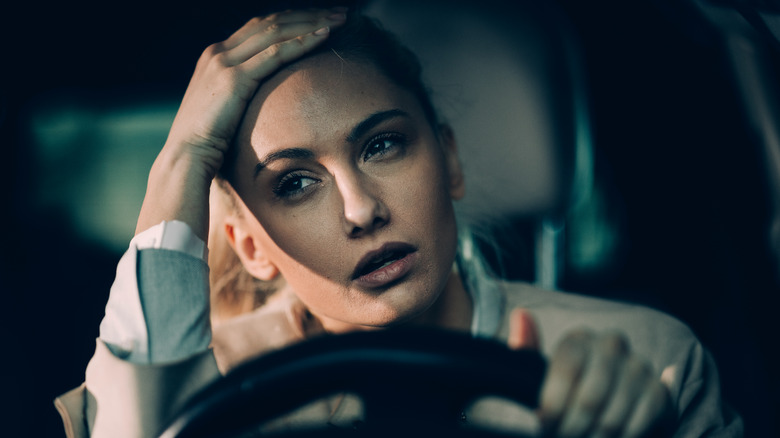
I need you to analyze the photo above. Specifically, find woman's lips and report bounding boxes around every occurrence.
[352,243,418,289]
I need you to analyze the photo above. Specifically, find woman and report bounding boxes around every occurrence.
[55,7,742,437]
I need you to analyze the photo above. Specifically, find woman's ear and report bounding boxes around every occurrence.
[440,124,465,200]
[223,216,280,281]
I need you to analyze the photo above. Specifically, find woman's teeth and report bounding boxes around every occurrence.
[365,253,402,274]
[378,259,395,269]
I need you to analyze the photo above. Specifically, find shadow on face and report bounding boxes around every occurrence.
[221,54,465,331]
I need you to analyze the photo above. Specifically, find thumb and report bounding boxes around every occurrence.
[507,308,540,350]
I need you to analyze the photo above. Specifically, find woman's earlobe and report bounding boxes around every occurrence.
[223,219,280,281]
[439,124,465,200]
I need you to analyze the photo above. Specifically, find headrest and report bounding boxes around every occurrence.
[366,0,592,222]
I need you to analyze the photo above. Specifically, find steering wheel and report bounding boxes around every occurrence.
[159,328,547,438]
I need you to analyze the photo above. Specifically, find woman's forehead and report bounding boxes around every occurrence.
[241,54,422,153]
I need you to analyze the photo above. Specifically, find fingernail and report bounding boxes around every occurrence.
[327,12,347,21]
[314,27,330,36]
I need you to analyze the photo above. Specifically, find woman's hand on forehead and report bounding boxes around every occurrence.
[136,8,348,240]
[166,8,349,168]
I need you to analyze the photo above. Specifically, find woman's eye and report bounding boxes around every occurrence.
[363,134,405,161]
[273,173,318,199]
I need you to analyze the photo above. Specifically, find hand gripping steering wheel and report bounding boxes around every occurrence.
[160,328,547,438]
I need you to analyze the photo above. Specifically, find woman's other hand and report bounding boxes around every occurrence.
[136,8,348,240]
[509,309,672,437]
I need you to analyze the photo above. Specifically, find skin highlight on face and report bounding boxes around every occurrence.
[225,53,470,334]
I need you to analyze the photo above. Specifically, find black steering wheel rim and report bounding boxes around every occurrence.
[160,328,547,438]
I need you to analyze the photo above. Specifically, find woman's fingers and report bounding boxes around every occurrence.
[228,17,343,69]
[537,330,671,437]
[507,308,540,350]
[220,8,348,59]
[223,8,346,48]
[555,333,629,436]
[239,28,325,79]
[167,8,348,154]
[589,356,652,438]
[538,329,593,432]
[622,380,672,437]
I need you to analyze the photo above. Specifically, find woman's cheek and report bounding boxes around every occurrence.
[266,199,352,274]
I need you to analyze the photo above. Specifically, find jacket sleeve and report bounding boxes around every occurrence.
[99,221,211,364]
[55,224,219,438]
[55,340,220,438]
[671,341,744,437]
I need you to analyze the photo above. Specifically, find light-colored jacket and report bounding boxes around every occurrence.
[55,251,743,437]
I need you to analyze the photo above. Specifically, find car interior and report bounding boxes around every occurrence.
[3,0,778,435]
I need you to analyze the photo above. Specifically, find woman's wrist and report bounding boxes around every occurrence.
[136,142,222,241]
[159,136,227,180]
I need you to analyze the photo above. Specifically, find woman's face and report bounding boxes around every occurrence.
[229,54,464,332]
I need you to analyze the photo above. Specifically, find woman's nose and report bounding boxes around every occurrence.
[339,175,389,237]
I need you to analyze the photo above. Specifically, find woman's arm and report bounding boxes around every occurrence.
[59,10,351,438]
[102,7,349,366]
[136,9,349,241]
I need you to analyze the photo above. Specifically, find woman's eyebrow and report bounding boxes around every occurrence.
[253,109,410,178]
[346,109,410,143]
[254,148,314,178]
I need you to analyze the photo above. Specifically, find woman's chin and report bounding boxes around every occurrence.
[316,291,441,333]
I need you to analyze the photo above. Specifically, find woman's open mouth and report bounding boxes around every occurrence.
[352,242,418,289]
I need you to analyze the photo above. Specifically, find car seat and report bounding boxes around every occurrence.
[366,0,595,288]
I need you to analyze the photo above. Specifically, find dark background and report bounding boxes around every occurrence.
[1,0,777,435]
